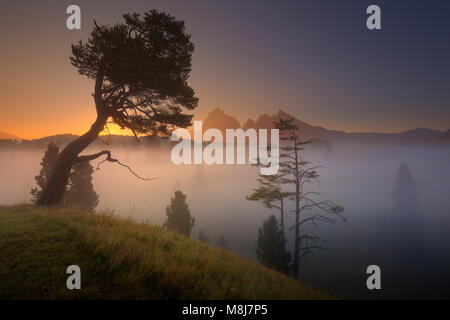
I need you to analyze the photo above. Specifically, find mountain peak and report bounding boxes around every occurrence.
[197,108,442,145]
[276,109,294,119]
[242,118,256,130]
[207,108,227,117]
[203,108,241,131]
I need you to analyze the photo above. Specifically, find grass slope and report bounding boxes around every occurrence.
[0,205,327,299]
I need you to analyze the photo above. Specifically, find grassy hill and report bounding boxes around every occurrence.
[0,205,327,299]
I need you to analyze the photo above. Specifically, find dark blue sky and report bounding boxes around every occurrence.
[1,0,449,137]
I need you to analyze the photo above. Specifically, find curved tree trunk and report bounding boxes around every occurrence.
[38,115,107,205]
[38,73,106,206]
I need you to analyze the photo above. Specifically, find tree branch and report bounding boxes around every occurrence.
[94,151,157,181]
[77,150,156,181]
[76,150,111,162]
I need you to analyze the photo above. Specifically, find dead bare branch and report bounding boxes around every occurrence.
[81,150,157,181]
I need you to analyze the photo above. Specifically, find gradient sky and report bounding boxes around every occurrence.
[1,0,449,139]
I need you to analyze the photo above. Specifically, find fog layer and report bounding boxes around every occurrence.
[1,143,449,298]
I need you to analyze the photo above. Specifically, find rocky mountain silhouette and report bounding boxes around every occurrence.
[2,109,447,148]
[242,109,443,144]
[202,108,241,132]
[190,108,441,145]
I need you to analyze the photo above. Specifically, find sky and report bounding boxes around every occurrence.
[0,0,449,139]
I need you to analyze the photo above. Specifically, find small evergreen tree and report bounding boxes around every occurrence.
[256,215,289,272]
[64,161,99,211]
[164,190,195,236]
[390,162,424,262]
[216,234,229,250]
[391,162,420,215]
[31,142,60,203]
[198,230,209,244]
[247,173,292,243]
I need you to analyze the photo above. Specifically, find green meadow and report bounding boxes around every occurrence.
[0,205,327,299]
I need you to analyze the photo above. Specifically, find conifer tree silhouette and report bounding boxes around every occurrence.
[164,190,195,236]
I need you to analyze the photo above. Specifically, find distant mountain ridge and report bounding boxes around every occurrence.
[1,109,448,148]
[203,108,446,145]
[0,131,22,141]
[203,108,241,132]
[0,133,169,149]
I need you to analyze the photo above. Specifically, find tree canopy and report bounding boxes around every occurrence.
[39,10,198,206]
[70,10,198,137]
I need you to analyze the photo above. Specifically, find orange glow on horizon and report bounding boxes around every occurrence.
[99,124,135,137]
[3,110,438,141]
